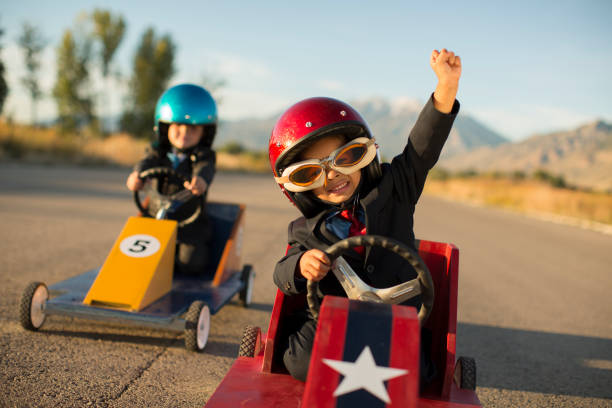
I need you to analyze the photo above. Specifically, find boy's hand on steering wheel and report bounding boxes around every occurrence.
[126,171,144,191]
[184,176,207,196]
[299,249,331,282]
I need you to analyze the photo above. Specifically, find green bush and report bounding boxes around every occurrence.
[429,167,450,181]
[219,141,246,155]
[485,170,504,179]
[532,169,567,189]
[456,168,478,178]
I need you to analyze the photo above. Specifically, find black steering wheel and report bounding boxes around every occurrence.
[306,235,434,324]
[134,167,203,227]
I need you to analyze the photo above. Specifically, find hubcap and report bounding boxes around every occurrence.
[31,285,48,328]
[196,305,210,349]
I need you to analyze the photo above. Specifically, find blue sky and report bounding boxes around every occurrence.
[2,0,611,140]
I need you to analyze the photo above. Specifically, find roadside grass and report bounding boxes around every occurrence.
[215,145,270,173]
[2,120,610,225]
[424,176,612,226]
[1,120,85,162]
[0,120,267,172]
[0,120,147,166]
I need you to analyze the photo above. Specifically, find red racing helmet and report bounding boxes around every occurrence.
[269,97,381,217]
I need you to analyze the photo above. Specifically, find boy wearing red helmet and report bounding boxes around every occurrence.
[269,49,462,383]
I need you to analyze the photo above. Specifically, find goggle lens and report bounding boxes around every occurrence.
[334,144,367,167]
[289,164,323,186]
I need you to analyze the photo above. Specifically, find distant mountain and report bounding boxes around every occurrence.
[438,121,612,192]
[216,97,507,160]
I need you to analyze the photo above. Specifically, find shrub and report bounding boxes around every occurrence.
[456,168,478,178]
[219,141,246,155]
[429,167,450,181]
[532,169,567,189]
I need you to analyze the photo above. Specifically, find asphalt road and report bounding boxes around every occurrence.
[1,163,611,408]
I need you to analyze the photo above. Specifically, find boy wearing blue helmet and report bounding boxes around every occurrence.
[126,83,217,275]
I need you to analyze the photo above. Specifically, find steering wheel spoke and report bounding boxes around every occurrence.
[331,256,375,299]
[375,278,421,303]
[170,188,194,204]
[332,256,421,304]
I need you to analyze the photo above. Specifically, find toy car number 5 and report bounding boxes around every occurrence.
[120,234,161,258]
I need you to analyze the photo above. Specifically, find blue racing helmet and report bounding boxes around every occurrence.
[154,83,218,149]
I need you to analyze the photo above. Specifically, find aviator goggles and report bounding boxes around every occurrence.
[275,137,377,192]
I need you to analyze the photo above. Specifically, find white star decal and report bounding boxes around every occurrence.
[322,346,408,403]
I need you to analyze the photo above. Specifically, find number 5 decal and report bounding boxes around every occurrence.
[120,234,161,258]
[129,240,151,253]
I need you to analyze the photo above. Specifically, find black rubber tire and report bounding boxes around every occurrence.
[238,325,261,357]
[239,265,254,307]
[455,356,477,390]
[20,282,48,331]
[184,300,210,352]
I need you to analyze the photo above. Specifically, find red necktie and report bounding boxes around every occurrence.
[339,209,366,255]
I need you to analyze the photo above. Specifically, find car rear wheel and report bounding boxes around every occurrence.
[20,282,48,331]
[239,265,254,307]
[184,301,210,351]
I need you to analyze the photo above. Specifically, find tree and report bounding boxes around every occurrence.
[17,22,47,126]
[91,9,125,132]
[0,21,8,116]
[120,27,175,138]
[91,9,125,78]
[52,29,94,133]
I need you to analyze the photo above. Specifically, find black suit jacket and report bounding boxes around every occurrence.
[273,95,459,310]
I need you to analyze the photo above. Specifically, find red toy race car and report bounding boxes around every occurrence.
[205,235,481,407]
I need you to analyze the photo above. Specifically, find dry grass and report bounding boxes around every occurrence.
[0,120,268,172]
[81,133,148,166]
[0,121,147,166]
[0,121,82,161]
[424,177,612,225]
[216,151,270,173]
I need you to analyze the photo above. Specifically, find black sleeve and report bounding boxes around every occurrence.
[273,219,311,295]
[273,244,307,295]
[192,148,216,186]
[133,147,162,175]
[389,94,459,203]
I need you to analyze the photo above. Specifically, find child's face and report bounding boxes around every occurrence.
[300,135,361,204]
[168,123,204,149]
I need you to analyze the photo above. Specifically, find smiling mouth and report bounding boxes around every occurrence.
[327,181,349,193]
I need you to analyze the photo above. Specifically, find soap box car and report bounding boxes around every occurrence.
[20,167,254,351]
[205,235,481,407]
